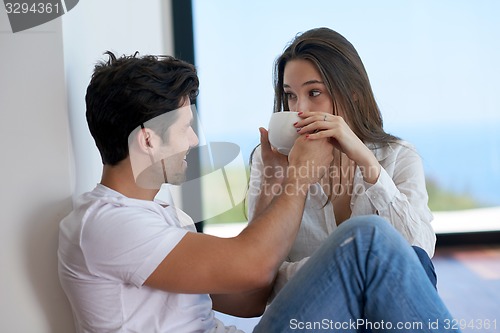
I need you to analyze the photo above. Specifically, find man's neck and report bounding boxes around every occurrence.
[100,160,159,201]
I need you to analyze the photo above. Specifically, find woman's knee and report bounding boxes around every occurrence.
[333,215,412,255]
[338,214,393,235]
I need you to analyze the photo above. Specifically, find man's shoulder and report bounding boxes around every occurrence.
[76,184,161,213]
[61,185,169,236]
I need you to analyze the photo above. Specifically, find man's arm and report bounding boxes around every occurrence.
[210,286,273,318]
[249,129,288,221]
[144,133,332,315]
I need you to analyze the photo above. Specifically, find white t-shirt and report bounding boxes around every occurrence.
[58,184,244,333]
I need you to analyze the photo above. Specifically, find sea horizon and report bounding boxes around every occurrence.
[198,120,500,207]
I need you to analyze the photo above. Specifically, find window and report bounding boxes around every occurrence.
[192,0,500,234]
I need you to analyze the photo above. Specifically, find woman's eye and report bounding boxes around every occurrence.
[310,90,321,97]
[284,92,296,100]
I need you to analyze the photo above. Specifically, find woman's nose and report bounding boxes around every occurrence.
[295,97,310,113]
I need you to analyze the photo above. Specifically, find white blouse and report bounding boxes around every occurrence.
[247,141,435,296]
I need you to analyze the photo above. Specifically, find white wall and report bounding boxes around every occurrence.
[0,12,74,333]
[0,1,173,331]
[63,0,174,197]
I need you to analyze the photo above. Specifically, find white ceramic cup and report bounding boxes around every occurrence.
[267,112,301,155]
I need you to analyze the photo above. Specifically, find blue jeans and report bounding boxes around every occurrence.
[412,245,437,289]
[254,215,460,332]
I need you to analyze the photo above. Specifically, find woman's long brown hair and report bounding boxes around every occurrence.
[245,27,401,217]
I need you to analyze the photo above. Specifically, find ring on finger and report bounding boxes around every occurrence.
[323,114,327,122]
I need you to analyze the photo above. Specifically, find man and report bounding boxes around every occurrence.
[58,52,459,332]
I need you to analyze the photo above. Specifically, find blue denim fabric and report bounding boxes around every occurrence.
[254,215,460,332]
[412,246,437,289]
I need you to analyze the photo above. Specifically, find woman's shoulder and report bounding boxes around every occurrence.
[390,139,419,153]
[366,140,421,161]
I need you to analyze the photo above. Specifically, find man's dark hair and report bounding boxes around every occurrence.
[86,51,199,165]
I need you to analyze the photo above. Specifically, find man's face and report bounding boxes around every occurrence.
[159,101,199,185]
[128,99,200,189]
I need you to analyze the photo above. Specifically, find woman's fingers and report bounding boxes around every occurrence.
[295,112,359,156]
[295,112,340,135]
[296,111,328,126]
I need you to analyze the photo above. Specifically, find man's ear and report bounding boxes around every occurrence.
[136,127,155,153]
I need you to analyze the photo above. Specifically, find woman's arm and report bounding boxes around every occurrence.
[296,112,435,256]
[356,143,435,256]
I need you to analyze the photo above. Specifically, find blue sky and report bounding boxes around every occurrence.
[192,0,499,140]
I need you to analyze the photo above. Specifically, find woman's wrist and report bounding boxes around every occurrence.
[359,161,380,184]
[356,149,381,184]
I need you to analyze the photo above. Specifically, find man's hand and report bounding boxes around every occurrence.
[288,134,333,184]
[259,127,289,186]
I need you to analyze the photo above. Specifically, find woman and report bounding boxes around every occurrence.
[247,27,436,297]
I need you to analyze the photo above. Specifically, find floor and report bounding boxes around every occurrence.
[433,245,500,333]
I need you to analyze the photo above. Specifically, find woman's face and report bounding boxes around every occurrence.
[283,59,334,115]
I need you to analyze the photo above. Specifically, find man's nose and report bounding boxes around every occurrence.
[190,131,199,147]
